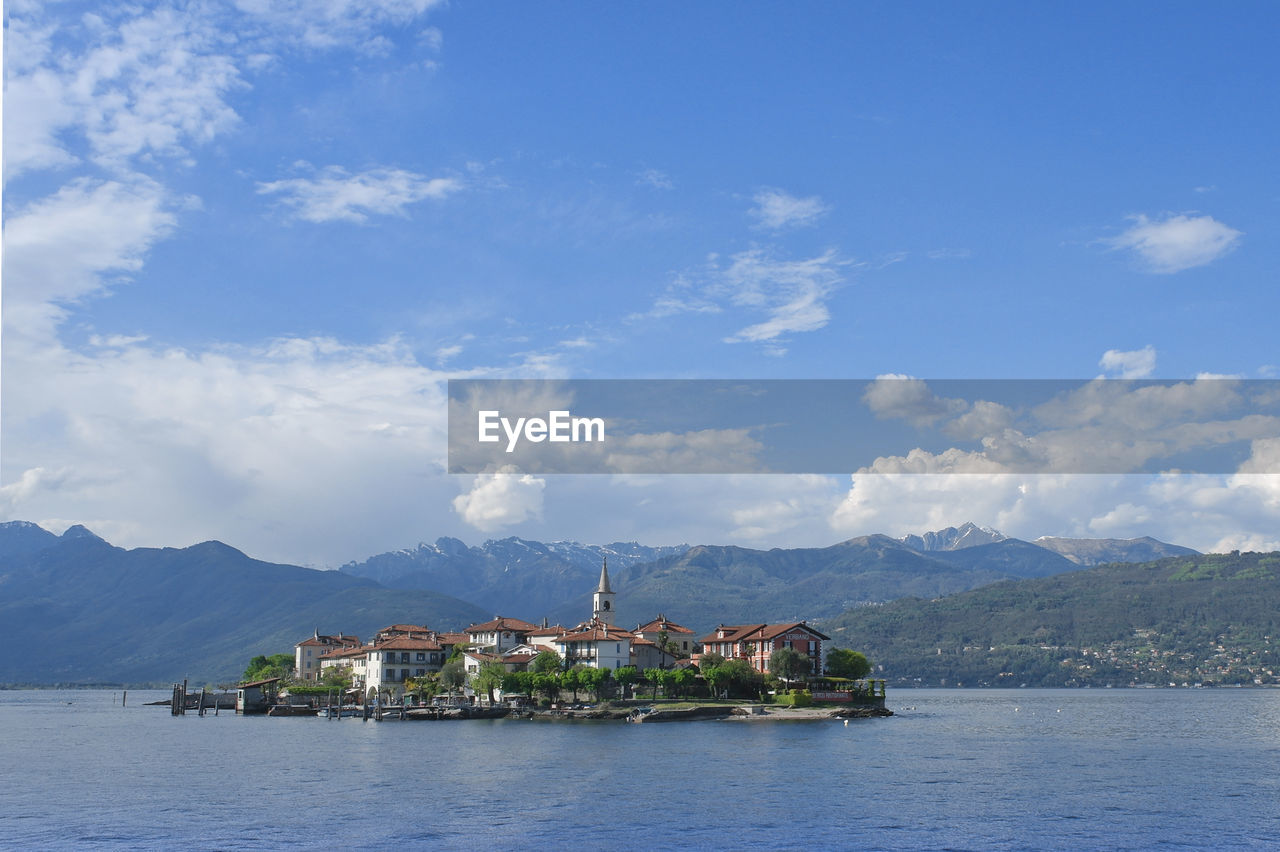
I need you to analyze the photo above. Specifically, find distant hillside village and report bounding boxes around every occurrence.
[288,559,869,706]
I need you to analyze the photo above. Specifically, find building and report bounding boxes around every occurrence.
[361,633,447,698]
[633,614,697,658]
[698,622,830,678]
[294,632,361,682]
[465,616,540,655]
[552,619,633,670]
[592,558,616,625]
[630,636,678,670]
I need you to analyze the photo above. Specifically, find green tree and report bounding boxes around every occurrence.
[440,659,467,695]
[769,647,811,687]
[471,660,507,705]
[613,666,638,698]
[699,652,726,671]
[532,649,562,674]
[703,665,730,698]
[722,658,763,698]
[532,672,561,702]
[825,648,872,680]
[319,664,354,691]
[405,672,440,704]
[243,653,294,682]
[671,667,694,698]
[576,667,602,700]
[643,667,663,699]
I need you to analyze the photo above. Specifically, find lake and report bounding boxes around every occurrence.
[2,688,1278,850]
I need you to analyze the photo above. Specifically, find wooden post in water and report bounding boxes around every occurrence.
[182,679,188,715]
[122,690,127,708]
[198,686,207,716]
[171,683,182,715]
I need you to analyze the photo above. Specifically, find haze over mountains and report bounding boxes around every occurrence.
[1,519,1202,685]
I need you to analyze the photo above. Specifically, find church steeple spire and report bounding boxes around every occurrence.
[592,557,615,625]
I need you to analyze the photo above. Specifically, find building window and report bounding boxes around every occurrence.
[400,652,410,664]
[416,653,425,662]
[385,669,395,680]
[400,669,409,681]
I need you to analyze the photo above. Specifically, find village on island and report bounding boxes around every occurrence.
[221,559,888,722]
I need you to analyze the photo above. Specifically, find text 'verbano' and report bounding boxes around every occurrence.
[477,410,606,453]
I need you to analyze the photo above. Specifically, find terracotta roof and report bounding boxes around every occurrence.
[698,624,768,644]
[634,615,695,635]
[502,650,539,663]
[296,634,361,648]
[437,632,468,644]
[698,622,830,645]
[526,625,568,637]
[374,635,444,651]
[377,624,434,636]
[558,620,633,643]
[318,645,368,660]
[466,616,540,633]
[756,622,831,642]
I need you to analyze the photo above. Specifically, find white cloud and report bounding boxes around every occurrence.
[257,165,463,223]
[2,176,179,341]
[632,249,847,350]
[637,169,674,190]
[863,375,965,426]
[829,472,1280,554]
[717,248,846,349]
[1099,345,1157,379]
[234,0,444,52]
[2,333,455,564]
[4,7,245,177]
[452,467,546,532]
[748,188,831,230]
[1108,213,1242,274]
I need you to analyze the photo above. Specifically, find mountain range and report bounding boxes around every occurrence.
[0,522,487,686]
[822,550,1280,688]
[1,519,1203,685]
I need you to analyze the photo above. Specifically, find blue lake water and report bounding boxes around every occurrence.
[2,688,1278,850]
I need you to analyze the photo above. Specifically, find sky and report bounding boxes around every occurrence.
[3,1,1279,566]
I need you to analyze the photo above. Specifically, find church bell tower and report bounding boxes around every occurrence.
[592,557,615,625]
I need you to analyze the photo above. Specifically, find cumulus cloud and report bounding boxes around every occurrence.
[863,375,966,426]
[1108,213,1242,274]
[257,165,463,223]
[851,378,1279,475]
[828,472,1280,554]
[452,466,546,532]
[2,332,456,564]
[748,188,831,230]
[1099,345,1157,379]
[4,7,244,177]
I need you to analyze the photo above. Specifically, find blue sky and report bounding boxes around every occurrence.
[4,1,1279,565]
